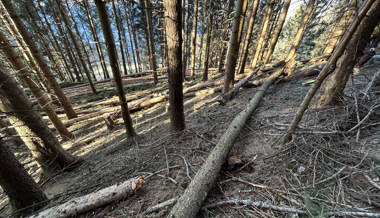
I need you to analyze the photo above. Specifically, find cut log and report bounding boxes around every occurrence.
[167,70,282,218]
[29,176,145,218]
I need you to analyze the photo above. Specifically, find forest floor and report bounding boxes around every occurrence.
[1,62,380,217]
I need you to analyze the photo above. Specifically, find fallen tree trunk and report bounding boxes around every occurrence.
[167,70,282,218]
[29,176,145,218]
[280,64,324,82]
[219,68,260,103]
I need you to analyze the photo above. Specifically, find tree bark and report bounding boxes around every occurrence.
[0,30,73,138]
[0,117,24,147]
[190,0,199,77]
[145,0,158,84]
[222,0,248,93]
[282,0,316,75]
[236,0,260,75]
[164,0,186,132]
[182,0,187,79]
[0,138,47,217]
[1,0,77,119]
[264,0,292,64]
[202,0,215,81]
[29,176,145,218]
[251,0,276,70]
[0,64,81,175]
[168,70,282,218]
[95,0,136,138]
[282,0,378,144]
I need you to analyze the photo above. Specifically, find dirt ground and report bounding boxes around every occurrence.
[1,63,380,217]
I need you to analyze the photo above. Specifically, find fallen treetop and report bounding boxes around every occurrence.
[167,70,282,218]
[29,176,145,218]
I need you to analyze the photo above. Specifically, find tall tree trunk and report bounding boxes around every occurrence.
[190,0,199,77]
[122,1,138,74]
[264,0,292,64]
[112,0,128,76]
[217,0,232,73]
[64,0,97,81]
[125,0,143,73]
[164,0,186,132]
[0,138,47,217]
[282,0,377,144]
[37,1,76,83]
[312,2,380,109]
[0,30,72,138]
[95,0,136,138]
[202,0,215,81]
[198,0,207,69]
[54,0,97,93]
[0,64,81,175]
[222,0,248,94]
[283,0,316,75]
[236,0,260,75]
[0,5,53,98]
[321,1,356,56]
[251,0,276,70]
[1,0,77,119]
[83,0,110,80]
[144,0,158,84]
[47,2,81,82]
[181,0,187,79]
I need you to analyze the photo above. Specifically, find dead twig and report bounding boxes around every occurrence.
[201,199,306,214]
[364,173,380,191]
[143,196,179,214]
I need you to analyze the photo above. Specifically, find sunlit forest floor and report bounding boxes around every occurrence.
[1,63,380,217]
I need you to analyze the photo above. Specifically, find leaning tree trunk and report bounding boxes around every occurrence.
[251,0,276,70]
[222,0,248,94]
[54,0,96,93]
[0,4,54,100]
[282,0,378,144]
[164,0,186,132]
[0,0,77,119]
[0,138,48,217]
[216,0,232,73]
[321,0,356,56]
[312,1,380,109]
[202,0,215,81]
[190,0,199,77]
[282,0,316,75]
[83,0,110,80]
[112,0,128,75]
[0,30,72,138]
[0,65,81,175]
[125,0,143,72]
[264,0,292,64]
[37,1,76,82]
[95,0,136,138]
[168,70,282,218]
[64,0,97,81]
[0,117,24,147]
[236,0,260,75]
[144,0,158,84]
